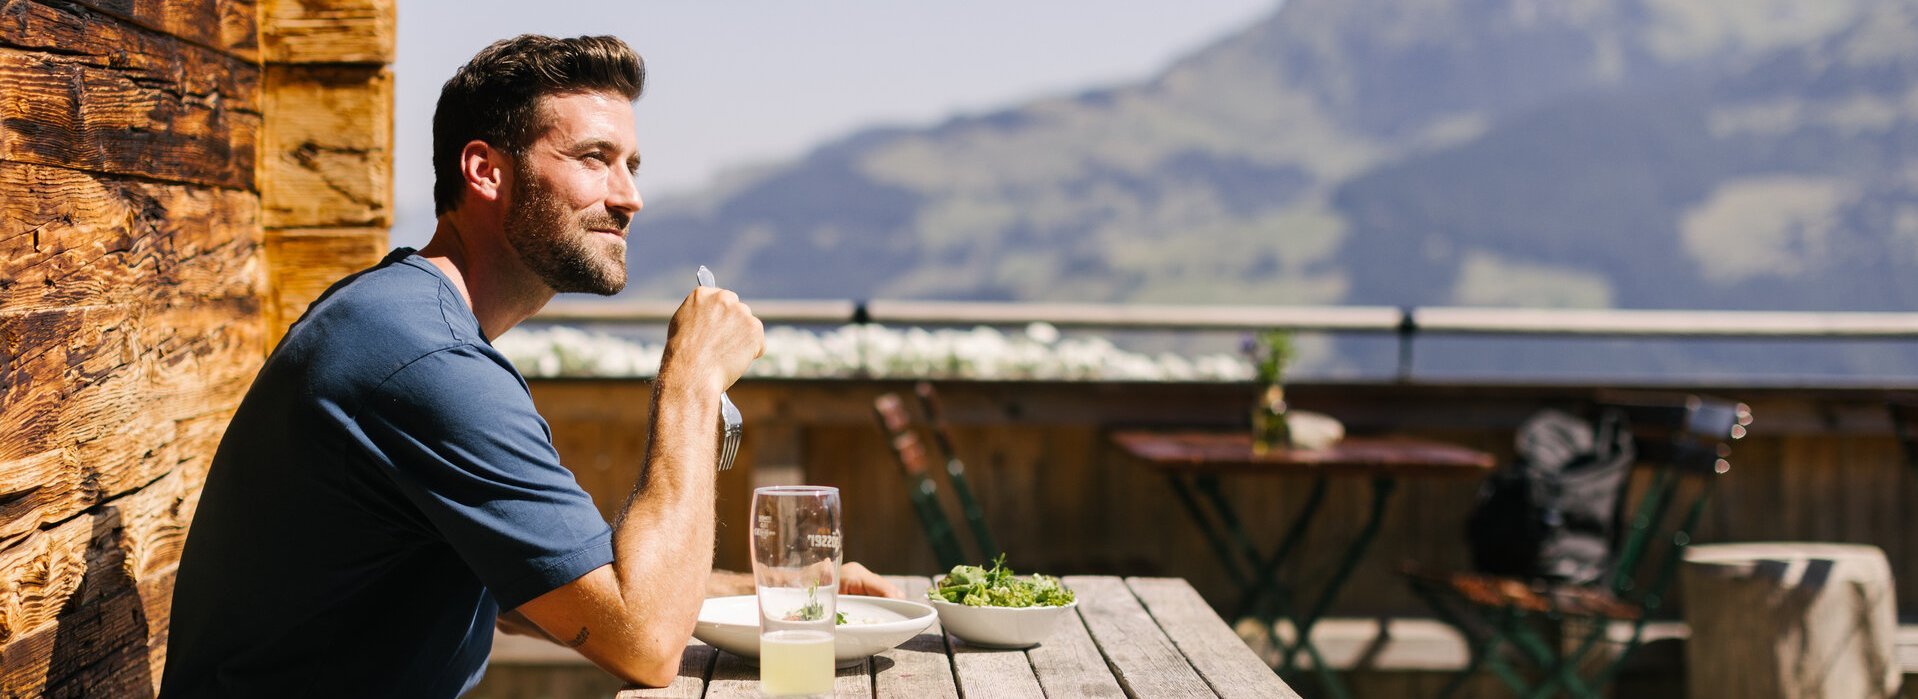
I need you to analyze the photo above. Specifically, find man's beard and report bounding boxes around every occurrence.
[504,166,629,296]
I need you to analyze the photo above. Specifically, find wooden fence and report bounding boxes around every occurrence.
[531,378,1918,618]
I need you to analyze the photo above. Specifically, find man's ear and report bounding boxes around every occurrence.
[460,140,508,204]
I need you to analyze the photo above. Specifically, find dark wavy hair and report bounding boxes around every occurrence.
[432,34,645,215]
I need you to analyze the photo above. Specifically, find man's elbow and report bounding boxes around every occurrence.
[604,641,686,688]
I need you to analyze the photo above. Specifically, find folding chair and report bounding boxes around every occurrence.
[872,382,1000,569]
[913,382,1000,561]
[1887,395,1918,477]
[1406,393,1751,699]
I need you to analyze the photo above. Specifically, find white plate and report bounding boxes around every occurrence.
[692,595,936,668]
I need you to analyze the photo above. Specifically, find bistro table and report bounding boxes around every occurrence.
[617,575,1299,698]
[1110,431,1495,699]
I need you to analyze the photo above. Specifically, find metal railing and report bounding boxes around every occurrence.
[533,299,1918,380]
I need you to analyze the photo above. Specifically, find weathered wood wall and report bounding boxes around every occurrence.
[0,0,390,695]
[529,379,1918,619]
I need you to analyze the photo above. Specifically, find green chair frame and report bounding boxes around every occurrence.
[1408,394,1751,699]
[1887,396,1918,478]
[872,383,999,570]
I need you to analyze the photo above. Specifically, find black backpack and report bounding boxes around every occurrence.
[1467,409,1635,585]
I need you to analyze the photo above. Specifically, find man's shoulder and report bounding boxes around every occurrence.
[287,252,480,352]
[266,251,517,402]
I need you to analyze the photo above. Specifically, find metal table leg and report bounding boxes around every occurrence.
[1163,473,1402,699]
[1228,476,1329,621]
[1166,475,1252,589]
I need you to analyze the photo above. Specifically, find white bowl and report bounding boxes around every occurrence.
[928,597,1079,649]
[692,595,936,668]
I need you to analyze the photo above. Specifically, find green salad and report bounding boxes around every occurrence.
[929,555,1075,608]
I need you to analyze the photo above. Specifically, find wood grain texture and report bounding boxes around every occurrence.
[1,161,263,542]
[260,0,393,64]
[261,226,386,347]
[0,2,261,189]
[1127,577,1300,699]
[0,468,198,697]
[947,641,1043,699]
[834,657,874,698]
[874,577,958,699]
[0,161,262,314]
[1063,575,1215,697]
[260,64,393,229]
[701,651,760,699]
[1025,597,1126,698]
[62,0,260,61]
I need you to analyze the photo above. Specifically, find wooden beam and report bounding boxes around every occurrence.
[261,227,387,347]
[261,65,393,229]
[260,0,394,64]
[0,2,262,189]
[61,0,261,62]
[0,162,263,315]
[257,0,394,342]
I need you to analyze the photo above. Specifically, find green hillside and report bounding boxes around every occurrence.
[623,0,1918,327]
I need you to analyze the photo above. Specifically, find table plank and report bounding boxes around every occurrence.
[874,577,959,699]
[1112,432,1494,478]
[703,651,760,699]
[1065,575,1216,697]
[1127,577,1301,699]
[616,640,716,698]
[1027,600,1126,698]
[948,643,1043,699]
[835,658,874,698]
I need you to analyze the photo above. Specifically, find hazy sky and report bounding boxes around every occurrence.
[392,0,1279,245]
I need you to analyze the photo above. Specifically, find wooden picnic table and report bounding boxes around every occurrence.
[616,575,1299,698]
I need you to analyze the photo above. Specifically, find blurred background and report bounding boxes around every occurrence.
[398,0,1918,383]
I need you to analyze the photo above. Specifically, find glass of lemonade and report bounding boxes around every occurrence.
[750,486,841,697]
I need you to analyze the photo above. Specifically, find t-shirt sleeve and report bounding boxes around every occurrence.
[356,345,614,610]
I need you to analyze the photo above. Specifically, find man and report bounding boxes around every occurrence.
[160,34,897,697]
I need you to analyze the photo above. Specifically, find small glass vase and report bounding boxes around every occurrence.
[1251,382,1291,455]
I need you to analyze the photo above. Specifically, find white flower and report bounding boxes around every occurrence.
[1025,321,1061,345]
[497,323,1258,382]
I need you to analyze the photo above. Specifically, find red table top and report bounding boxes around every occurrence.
[1111,430,1496,479]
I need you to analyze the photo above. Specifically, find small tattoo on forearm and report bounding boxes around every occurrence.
[563,626,590,648]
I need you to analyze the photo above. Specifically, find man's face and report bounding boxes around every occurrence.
[503,91,643,296]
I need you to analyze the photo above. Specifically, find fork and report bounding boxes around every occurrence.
[695,266,743,471]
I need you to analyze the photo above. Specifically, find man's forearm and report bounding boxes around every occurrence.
[606,372,722,638]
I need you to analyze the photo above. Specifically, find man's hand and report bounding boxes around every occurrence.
[839,562,903,599]
[661,285,764,396]
[706,564,905,599]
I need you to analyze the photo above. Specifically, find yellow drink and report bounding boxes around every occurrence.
[759,629,834,696]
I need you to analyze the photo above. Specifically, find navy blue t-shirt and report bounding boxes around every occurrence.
[160,250,614,698]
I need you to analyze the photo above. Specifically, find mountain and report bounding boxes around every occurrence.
[621,0,1918,328]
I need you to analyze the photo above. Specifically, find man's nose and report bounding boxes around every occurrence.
[607,167,642,218]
